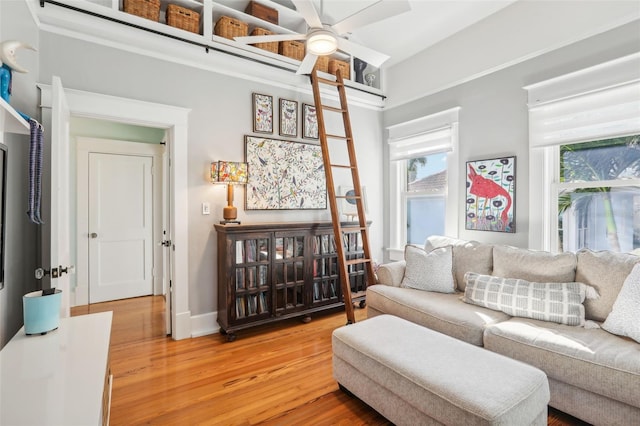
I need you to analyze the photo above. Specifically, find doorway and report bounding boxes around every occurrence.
[38,80,191,339]
[76,137,164,305]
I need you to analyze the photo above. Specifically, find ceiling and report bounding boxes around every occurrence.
[275,0,520,68]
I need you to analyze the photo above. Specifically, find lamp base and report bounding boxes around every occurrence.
[220,220,241,225]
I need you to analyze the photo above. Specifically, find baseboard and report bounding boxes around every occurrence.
[190,311,220,337]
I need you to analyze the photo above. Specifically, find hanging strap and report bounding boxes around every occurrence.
[27,119,45,224]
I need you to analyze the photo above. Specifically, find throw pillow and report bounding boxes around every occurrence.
[462,272,598,326]
[492,245,577,283]
[602,263,640,344]
[401,245,455,293]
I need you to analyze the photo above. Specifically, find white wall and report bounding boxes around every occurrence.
[36,31,384,318]
[382,20,640,256]
[384,0,640,109]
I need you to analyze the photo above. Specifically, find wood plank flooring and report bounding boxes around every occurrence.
[72,296,588,425]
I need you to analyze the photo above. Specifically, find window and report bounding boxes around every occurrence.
[526,53,640,253]
[387,108,460,260]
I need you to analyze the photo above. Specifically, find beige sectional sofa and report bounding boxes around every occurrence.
[369,236,640,425]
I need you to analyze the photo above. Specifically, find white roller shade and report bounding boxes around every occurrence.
[387,107,460,161]
[525,53,640,148]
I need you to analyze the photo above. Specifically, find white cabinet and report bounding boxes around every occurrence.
[0,97,30,136]
[0,312,113,426]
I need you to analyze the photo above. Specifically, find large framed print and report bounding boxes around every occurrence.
[245,136,327,210]
[465,156,516,233]
[253,93,273,134]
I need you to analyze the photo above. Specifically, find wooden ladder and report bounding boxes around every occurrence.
[310,68,376,325]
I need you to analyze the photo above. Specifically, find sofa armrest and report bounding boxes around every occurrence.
[376,260,406,287]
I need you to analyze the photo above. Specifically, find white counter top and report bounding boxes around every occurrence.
[0,311,113,425]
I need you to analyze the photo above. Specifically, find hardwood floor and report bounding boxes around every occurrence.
[72,297,588,425]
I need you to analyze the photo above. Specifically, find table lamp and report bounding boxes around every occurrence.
[211,161,248,224]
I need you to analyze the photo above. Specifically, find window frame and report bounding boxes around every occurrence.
[386,108,460,261]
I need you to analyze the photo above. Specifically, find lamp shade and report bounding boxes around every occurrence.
[211,161,248,184]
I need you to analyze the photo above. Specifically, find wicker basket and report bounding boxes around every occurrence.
[279,40,304,61]
[314,56,329,73]
[214,16,249,40]
[167,4,200,34]
[249,28,278,54]
[124,0,160,22]
[329,58,350,80]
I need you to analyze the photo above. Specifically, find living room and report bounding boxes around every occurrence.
[0,0,638,424]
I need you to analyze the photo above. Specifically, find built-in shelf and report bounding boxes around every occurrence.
[39,0,384,96]
[0,97,30,135]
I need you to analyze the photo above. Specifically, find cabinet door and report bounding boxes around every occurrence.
[310,230,341,306]
[231,233,272,322]
[273,231,306,315]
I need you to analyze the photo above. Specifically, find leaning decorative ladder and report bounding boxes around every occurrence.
[309,68,376,324]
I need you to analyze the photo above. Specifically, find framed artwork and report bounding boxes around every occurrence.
[465,156,516,233]
[253,93,273,133]
[245,136,326,210]
[302,103,318,139]
[279,98,298,137]
[338,185,368,221]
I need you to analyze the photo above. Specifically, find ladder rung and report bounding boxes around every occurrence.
[346,258,371,266]
[326,134,350,141]
[336,195,361,200]
[317,77,340,86]
[350,290,367,300]
[331,164,355,169]
[322,105,345,113]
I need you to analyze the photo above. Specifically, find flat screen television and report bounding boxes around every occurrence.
[0,143,6,290]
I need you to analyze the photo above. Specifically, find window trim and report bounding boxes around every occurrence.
[386,108,460,261]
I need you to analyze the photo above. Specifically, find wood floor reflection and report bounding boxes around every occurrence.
[72,296,587,425]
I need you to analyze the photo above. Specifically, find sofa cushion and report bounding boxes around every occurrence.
[401,245,455,293]
[463,273,595,326]
[424,235,493,291]
[575,249,639,322]
[366,284,511,346]
[492,245,576,283]
[602,263,640,343]
[484,317,640,409]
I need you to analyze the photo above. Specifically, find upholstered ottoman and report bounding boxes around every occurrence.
[332,315,550,425]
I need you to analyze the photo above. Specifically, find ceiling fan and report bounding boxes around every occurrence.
[234,0,411,75]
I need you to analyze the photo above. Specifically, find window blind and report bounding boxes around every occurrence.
[525,53,640,148]
[387,107,460,161]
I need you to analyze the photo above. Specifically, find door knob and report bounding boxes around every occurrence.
[90,232,98,238]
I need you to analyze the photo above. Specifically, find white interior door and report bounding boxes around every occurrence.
[51,76,72,317]
[88,153,153,303]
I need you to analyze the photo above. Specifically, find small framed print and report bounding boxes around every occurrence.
[279,98,298,137]
[253,93,273,134]
[302,103,318,139]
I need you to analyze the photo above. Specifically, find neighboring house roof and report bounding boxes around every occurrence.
[408,170,447,192]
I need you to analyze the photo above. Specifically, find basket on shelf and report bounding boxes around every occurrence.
[244,1,278,25]
[166,4,200,34]
[329,58,350,80]
[279,40,304,61]
[214,16,249,40]
[314,56,329,74]
[249,28,278,54]
[123,0,160,22]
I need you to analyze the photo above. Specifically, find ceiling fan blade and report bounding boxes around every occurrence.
[235,33,306,44]
[336,38,389,68]
[331,0,411,35]
[296,53,318,75]
[292,0,323,29]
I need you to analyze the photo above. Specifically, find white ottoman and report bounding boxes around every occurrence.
[332,314,549,425]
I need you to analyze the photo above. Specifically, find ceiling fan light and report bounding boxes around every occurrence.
[307,31,338,56]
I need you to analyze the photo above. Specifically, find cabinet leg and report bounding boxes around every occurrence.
[301,315,311,324]
[226,333,237,342]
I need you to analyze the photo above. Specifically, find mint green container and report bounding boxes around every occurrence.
[23,289,62,335]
